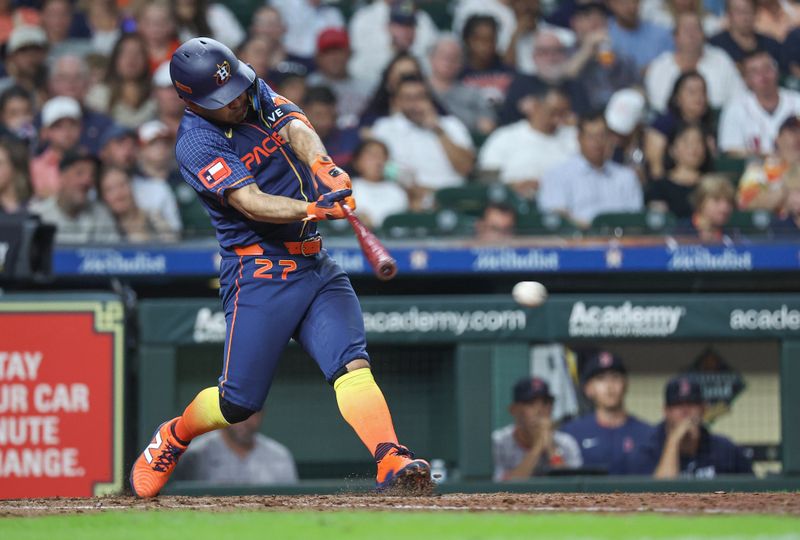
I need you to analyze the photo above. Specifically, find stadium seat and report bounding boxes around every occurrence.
[727,210,773,234]
[173,183,215,238]
[516,211,579,236]
[435,183,533,217]
[713,155,748,183]
[590,211,677,236]
[382,210,476,238]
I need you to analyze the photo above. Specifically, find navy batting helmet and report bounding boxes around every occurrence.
[169,37,256,110]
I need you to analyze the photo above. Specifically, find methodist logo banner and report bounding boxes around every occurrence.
[0,296,124,498]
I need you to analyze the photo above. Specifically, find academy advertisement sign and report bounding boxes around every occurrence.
[0,299,124,498]
[568,301,686,337]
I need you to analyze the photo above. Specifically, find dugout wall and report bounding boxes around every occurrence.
[135,294,800,492]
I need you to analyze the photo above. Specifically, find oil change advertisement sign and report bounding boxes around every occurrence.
[0,297,124,498]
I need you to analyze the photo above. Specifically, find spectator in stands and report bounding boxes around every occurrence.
[246,7,311,84]
[307,28,371,128]
[132,120,182,233]
[0,86,36,145]
[271,0,345,61]
[85,0,122,56]
[647,124,711,218]
[684,174,736,241]
[98,125,138,173]
[273,72,307,110]
[499,31,589,124]
[459,14,516,108]
[348,0,438,85]
[360,52,425,129]
[784,28,800,92]
[0,26,49,100]
[563,1,640,114]
[718,50,800,156]
[773,166,800,232]
[631,376,752,478]
[475,201,517,242]
[371,75,475,205]
[645,71,716,179]
[737,116,800,211]
[493,377,583,481]
[48,55,114,155]
[709,0,783,67]
[86,32,158,128]
[173,410,298,485]
[40,0,92,60]
[30,96,84,200]
[452,0,516,57]
[607,0,674,72]
[605,88,647,181]
[427,34,496,136]
[640,0,724,35]
[136,0,180,74]
[350,139,409,227]
[172,0,245,50]
[754,0,800,41]
[29,149,119,244]
[503,0,567,75]
[0,136,31,214]
[98,165,177,242]
[480,85,577,200]
[152,62,184,137]
[562,352,653,475]
[539,113,643,229]
[0,2,39,48]
[645,13,744,114]
[303,86,360,169]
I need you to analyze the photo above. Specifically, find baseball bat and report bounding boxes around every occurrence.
[341,204,398,281]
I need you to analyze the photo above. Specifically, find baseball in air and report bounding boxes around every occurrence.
[512,281,548,307]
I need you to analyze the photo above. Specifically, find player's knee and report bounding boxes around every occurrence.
[218,395,258,424]
[329,359,371,386]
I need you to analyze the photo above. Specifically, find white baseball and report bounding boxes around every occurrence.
[512,281,548,307]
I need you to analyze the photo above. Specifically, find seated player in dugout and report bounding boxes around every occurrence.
[492,377,583,481]
[630,376,753,478]
[130,38,432,497]
[561,351,653,475]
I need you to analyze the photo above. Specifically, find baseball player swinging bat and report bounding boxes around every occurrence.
[341,204,398,281]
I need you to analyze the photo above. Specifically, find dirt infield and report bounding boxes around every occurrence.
[1,493,798,518]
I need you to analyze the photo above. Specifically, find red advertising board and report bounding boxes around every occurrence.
[0,299,124,498]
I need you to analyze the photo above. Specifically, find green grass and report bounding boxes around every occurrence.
[1,511,799,540]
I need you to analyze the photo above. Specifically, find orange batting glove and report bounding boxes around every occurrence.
[306,188,356,221]
[311,155,351,192]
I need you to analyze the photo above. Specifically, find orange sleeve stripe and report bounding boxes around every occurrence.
[215,175,254,192]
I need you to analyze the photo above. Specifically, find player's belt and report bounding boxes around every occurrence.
[233,235,322,257]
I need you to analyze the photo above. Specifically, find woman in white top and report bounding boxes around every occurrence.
[350,139,409,227]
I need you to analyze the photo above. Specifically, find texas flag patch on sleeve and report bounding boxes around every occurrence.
[198,157,232,189]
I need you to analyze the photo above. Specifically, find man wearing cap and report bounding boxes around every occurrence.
[0,25,48,97]
[539,113,643,229]
[29,96,83,199]
[132,120,182,233]
[631,376,752,478]
[307,28,371,127]
[29,149,119,244]
[348,0,439,85]
[47,55,114,155]
[493,377,582,481]
[153,62,186,137]
[561,352,653,475]
[130,37,432,498]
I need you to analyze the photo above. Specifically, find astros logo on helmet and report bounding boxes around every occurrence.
[215,61,231,85]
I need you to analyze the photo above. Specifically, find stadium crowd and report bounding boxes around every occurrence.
[1,0,800,244]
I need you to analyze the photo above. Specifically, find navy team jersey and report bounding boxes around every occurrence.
[561,413,653,475]
[629,422,753,478]
[175,78,318,249]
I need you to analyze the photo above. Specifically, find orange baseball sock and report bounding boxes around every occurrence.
[173,387,230,443]
[334,368,398,457]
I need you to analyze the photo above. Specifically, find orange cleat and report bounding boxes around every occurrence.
[130,418,189,498]
[375,442,433,493]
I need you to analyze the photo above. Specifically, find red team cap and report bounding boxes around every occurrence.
[317,28,350,53]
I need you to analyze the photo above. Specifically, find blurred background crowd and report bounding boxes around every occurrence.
[2,0,800,244]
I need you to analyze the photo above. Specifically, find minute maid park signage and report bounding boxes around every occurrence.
[136,294,800,346]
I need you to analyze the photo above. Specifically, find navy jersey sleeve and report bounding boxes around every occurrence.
[628,428,661,475]
[252,79,312,133]
[176,128,255,200]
